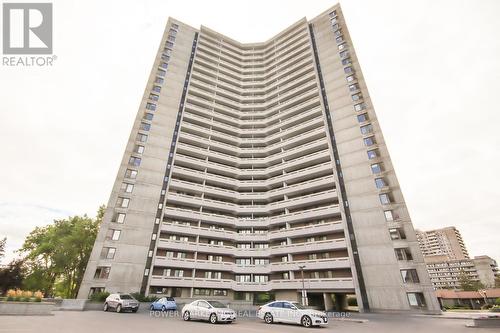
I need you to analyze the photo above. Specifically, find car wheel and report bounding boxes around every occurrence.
[301,315,312,328]
[210,313,218,324]
[116,304,122,313]
[264,312,273,324]
[103,303,108,312]
[162,305,166,312]
[132,308,138,313]
[183,311,190,321]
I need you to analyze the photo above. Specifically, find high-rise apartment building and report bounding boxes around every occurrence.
[416,227,469,262]
[78,4,439,312]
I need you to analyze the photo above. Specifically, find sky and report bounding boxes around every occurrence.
[0,0,499,265]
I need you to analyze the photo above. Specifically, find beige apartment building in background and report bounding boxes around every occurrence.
[416,227,469,262]
[78,4,440,312]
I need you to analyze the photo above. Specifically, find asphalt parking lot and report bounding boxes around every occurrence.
[0,309,480,333]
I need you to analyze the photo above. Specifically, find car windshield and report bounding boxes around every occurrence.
[120,294,133,300]
[208,301,227,308]
[292,302,307,309]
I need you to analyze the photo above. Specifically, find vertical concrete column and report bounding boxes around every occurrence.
[323,293,334,311]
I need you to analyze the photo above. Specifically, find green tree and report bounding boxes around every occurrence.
[0,259,24,294]
[19,206,104,298]
[458,271,485,291]
[495,276,500,289]
[0,237,6,260]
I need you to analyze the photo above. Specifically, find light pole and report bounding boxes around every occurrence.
[299,265,307,306]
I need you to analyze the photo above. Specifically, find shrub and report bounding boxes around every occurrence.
[6,289,17,298]
[347,297,358,307]
[130,292,157,302]
[33,291,44,299]
[34,297,42,302]
[22,291,33,298]
[89,291,110,302]
[495,298,500,306]
[6,296,14,301]
[481,304,493,310]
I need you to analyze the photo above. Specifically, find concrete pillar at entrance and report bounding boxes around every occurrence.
[323,293,334,311]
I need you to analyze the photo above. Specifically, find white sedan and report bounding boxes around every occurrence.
[181,300,236,324]
[257,300,328,327]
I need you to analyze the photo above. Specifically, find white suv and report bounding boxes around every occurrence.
[257,300,328,327]
[103,293,139,313]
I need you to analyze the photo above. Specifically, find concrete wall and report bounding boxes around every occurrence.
[78,19,198,298]
[308,4,440,313]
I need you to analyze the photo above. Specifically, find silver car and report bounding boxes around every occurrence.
[182,300,236,324]
[103,293,139,313]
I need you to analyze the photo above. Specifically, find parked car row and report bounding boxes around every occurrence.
[103,293,328,328]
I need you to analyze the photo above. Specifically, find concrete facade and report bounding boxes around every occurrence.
[472,255,499,288]
[78,4,440,313]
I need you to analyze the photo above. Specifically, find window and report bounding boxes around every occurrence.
[194,289,210,296]
[371,163,382,174]
[307,237,315,243]
[237,243,251,249]
[146,103,156,111]
[344,66,353,74]
[213,289,227,296]
[161,54,170,62]
[100,247,116,259]
[149,93,159,101]
[357,113,368,123]
[336,36,344,44]
[334,30,342,38]
[144,268,149,276]
[169,28,177,35]
[360,124,373,135]
[282,272,290,280]
[349,83,360,92]
[254,258,269,265]
[106,229,121,241]
[338,43,346,50]
[236,258,251,266]
[341,58,351,66]
[113,213,125,224]
[165,41,174,48]
[140,122,151,131]
[346,75,355,82]
[151,233,157,240]
[174,270,184,277]
[155,77,164,84]
[125,169,138,179]
[308,253,318,260]
[354,103,366,111]
[152,85,161,93]
[254,243,269,249]
[352,93,362,101]
[129,156,141,166]
[367,149,378,160]
[235,275,251,282]
[136,133,148,142]
[116,197,129,208]
[121,182,134,193]
[254,275,269,283]
[160,62,168,69]
[329,10,337,18]
[384,210,394,221]
[143,113,154,121]
[177,252,187,259]
[208,255,223,262]
[171,23,179,29]
[379,193,391,205]
[204,271,221,279]
[389,228,406,240]
[167,35,175,42]
[281,256,288,262]
[407,293,426,308]
[375,178,386,189]
[364,136,376,147]
[94,267,110,279]
[157,69,166,77]
[339,50,349,58]
[133,145,145,154]
[332,23,339,31]
[395,248,413,261]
